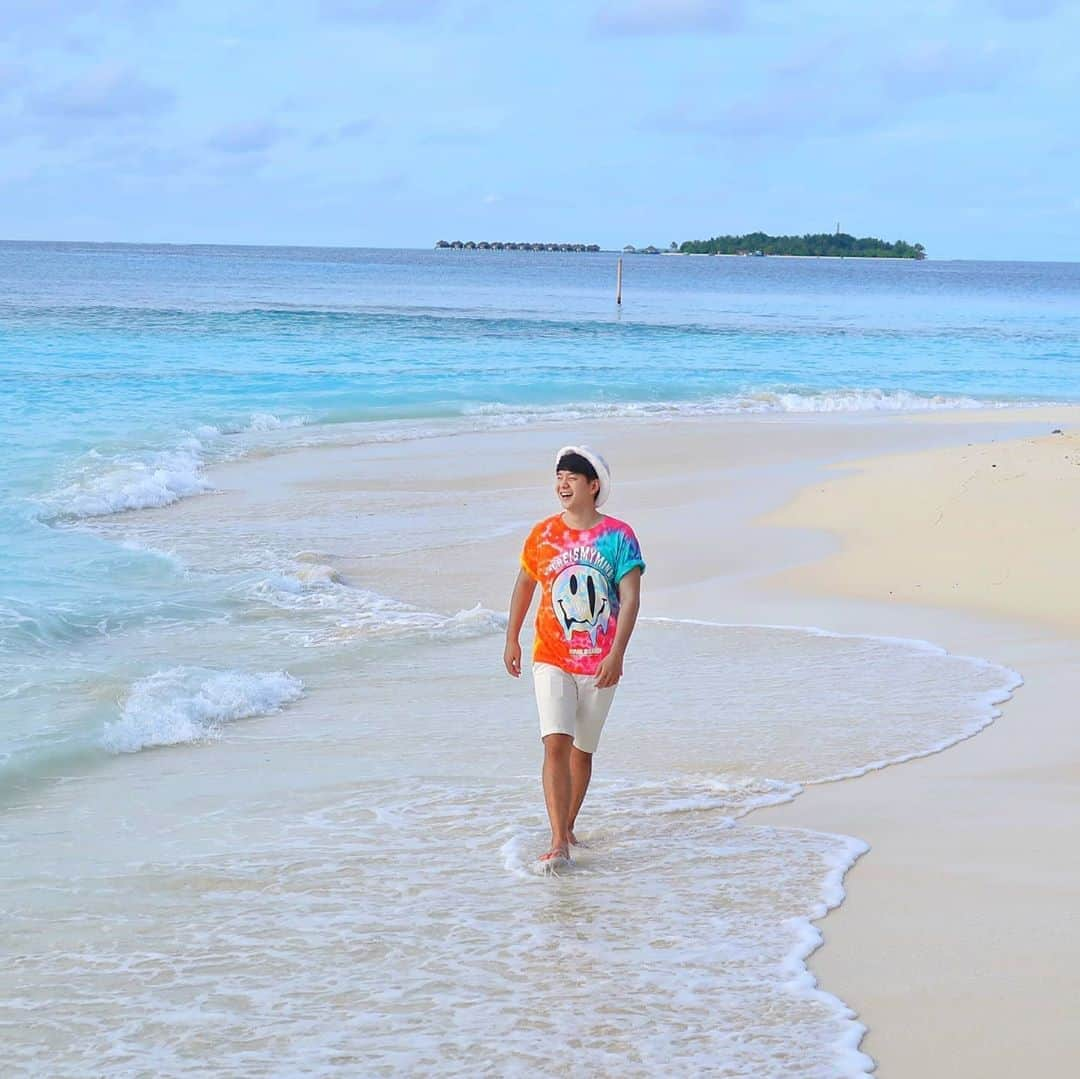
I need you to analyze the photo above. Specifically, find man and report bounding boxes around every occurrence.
[503,445,645,868]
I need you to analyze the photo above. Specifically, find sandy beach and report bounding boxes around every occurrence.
[7,405,1080,1074]
[178,405,1080,1073]
[199,407,1080,1073]
[753,409,1080,1075]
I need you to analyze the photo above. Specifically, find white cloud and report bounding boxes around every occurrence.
[28,65,174,119]
[339,118,374,137]
[988,0,1065,20]
[208,121,288,154]
[648,36,1017,141]
[319,0,446,22]
[0,62,29,97]
[593,0,745,36]
[1,0,174,50]
[880,40,1012,98]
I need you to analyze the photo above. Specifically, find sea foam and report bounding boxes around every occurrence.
[31,388,1018,526]
[461,387,1007,424]
[44,444,212,520]
[40,412,309,522]
[245,412,310,432]
[253,568,506,644]
[9,620,1023,1078]
[102,667,303,753]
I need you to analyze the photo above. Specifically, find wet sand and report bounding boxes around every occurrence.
[755,409,1080,1075]
[94,405,1080,1074]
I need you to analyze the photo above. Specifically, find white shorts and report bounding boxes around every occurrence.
[532,661,616,755]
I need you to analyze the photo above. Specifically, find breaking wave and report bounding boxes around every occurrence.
[102,667,304,753]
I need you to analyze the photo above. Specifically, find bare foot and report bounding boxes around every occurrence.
[538,845,570,864]
[568,829,578,846]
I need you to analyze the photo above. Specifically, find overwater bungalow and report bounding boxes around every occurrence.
[434,239,602,252]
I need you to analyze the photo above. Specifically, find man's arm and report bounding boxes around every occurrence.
[594,567,641,689]
[503,568,537,678]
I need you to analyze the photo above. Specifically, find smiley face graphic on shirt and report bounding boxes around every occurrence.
[550,563,612,647]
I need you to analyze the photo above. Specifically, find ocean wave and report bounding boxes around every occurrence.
[38,412,313,522]
[5,769,875,1077]
[736,387,994,412]
[462,387,1011,423]
[252,565,506,644]
[635,774,800,817]
[245,412,311,433]
[26,386,1042,534]
[41,441,213,521]
[102,667,303,753]
[200,412,313,436]
[10,612,1023,1076]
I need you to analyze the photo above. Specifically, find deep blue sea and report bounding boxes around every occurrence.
[1,242,1065,1074]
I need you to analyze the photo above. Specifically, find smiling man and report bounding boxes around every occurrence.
[503,445,645,869]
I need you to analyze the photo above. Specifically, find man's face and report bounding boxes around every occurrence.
[555,469,599,514]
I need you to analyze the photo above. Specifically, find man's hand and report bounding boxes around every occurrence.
[504,638,522,678]
[504,570,536,678]
[594,651,624,689]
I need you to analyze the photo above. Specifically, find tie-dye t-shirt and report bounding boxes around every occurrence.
[520,514,646,676]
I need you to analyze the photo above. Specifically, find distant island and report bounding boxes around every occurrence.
[678,232,926,259]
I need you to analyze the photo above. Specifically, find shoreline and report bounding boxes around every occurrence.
[11,405,1080,1073]
[747,411,1080,1075]
[178,403,1080,1075]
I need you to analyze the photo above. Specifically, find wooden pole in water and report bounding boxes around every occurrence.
[616,257,623,306]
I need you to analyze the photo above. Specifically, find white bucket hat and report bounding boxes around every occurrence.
[555,444,611,508]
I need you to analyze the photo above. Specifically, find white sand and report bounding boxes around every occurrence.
[114,406,1080,1074]
[754,408,1080,1075]
[506,408,1080,1076]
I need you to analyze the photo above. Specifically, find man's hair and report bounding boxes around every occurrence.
[556,452,598,481]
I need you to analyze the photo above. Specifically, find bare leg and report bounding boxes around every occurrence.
[567,745,593,845]
[540,734,573,858]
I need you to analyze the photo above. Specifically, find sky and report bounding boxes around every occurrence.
[0,0,1077,259]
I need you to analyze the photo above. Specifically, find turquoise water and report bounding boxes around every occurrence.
[1,241,1076,776]
[0,242,1057,1074]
